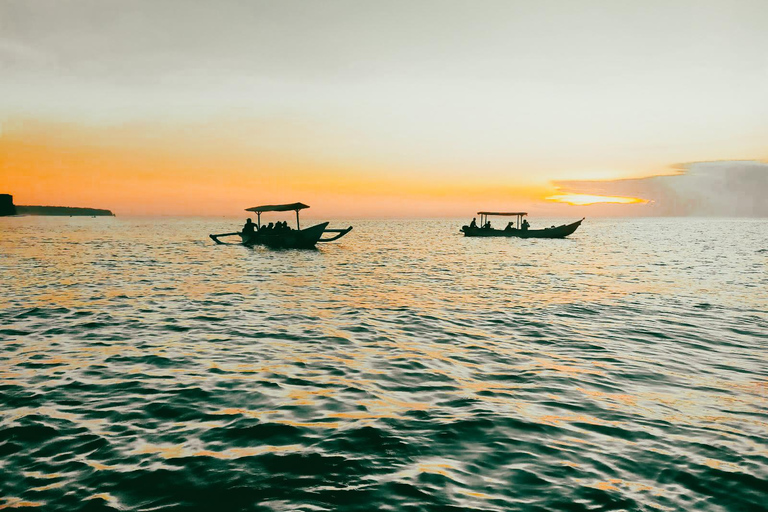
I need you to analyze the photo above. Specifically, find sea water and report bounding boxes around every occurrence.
[1,217,766,511]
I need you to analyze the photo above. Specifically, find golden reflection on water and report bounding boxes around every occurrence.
[195,445,303,459]
[134,444,185,459]
[275,420,340,429]
[210,408,278,419]
[20,473,63,480]
[363,396,431,412]
[393,459,464,481]
[538,414,623,428]
[416,462,458,478]
[29,481,67,493]
[550,437,599,449]
[0,499,44,509]
[84,494,120,507]
[701,457,745,473]
[579,388,638,407]
[287,388,336,405]
[327,411,400,420]
[459,489,496,500]
[86,461,113,471]
[591,478,674,511]
[531,358,605,376]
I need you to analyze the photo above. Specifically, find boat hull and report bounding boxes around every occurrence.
[241,222,329,249]
[461,219,584,239]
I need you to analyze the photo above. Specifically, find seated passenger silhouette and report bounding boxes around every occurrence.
[521,219,530,231]
[505,221,515,231]
[469,218,477,229]
[484,221,491,229]
[242,218,256,236]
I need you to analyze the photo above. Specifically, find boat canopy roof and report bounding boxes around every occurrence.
[477,211,527,217]
[246,202,309,213]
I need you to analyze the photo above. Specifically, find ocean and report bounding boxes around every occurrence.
[1,216,766,511]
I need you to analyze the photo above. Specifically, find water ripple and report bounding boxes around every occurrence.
[1,217,766,511]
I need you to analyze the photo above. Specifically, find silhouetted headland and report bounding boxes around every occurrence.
[0,194,17,216]
[16,205,115,216]
[0,194,114,216]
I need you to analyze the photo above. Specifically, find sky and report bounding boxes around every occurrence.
[1,0,767,217]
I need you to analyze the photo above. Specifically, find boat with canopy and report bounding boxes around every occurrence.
[461,211,584,238]
[209,202,352,248]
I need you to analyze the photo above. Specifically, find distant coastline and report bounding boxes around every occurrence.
[16,205,115,216]
[0,194,114,217]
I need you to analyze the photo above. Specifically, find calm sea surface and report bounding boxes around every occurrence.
[1,217,766,511]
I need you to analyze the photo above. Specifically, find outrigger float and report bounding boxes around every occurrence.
[461,211,584,239]
[209,202,352,249]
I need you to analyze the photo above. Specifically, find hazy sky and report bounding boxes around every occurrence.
[1,0,766,215]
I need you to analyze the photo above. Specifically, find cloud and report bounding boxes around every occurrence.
[551,161,768,217]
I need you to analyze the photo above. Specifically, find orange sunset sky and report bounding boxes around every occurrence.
[2,1,767,217]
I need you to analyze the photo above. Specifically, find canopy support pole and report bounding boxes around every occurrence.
[257,212,261,229]
[296,209,300,230]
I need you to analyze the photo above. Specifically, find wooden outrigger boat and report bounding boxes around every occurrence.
[209,202,352,249]
[461,211,584,239]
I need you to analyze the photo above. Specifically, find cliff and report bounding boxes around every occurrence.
[0,194,18,216]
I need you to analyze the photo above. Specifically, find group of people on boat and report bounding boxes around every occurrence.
[469,217,529,231]
[242,218,293,237]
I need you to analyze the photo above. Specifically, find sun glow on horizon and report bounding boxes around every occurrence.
[0,118,556,217]
[546,194,648,206]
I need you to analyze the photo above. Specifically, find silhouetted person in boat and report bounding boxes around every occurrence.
[483,221,492,229]
[521,219,530,231]
[469,218,477,229]
[505,221,516,231]
[242,218,256,236]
